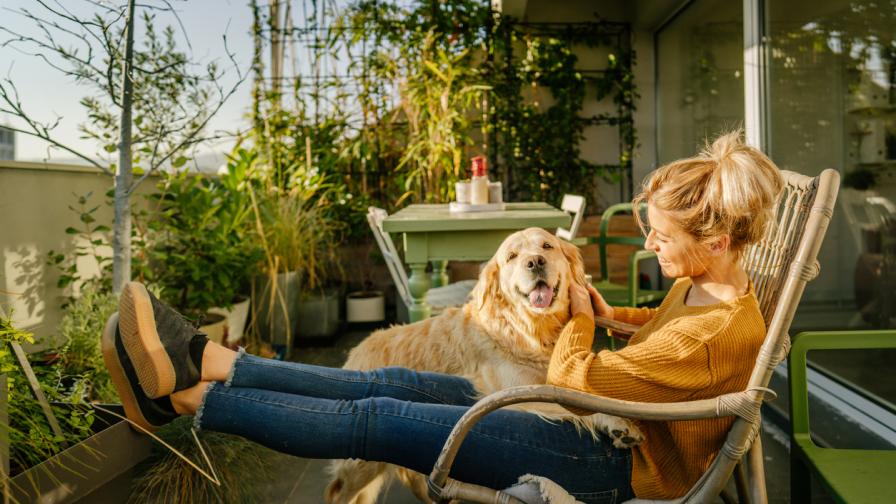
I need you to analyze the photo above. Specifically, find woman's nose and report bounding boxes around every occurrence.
[644,231,657,251]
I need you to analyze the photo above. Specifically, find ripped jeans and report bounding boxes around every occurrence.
[195,351,634,504]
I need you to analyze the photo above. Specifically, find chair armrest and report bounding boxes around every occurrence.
[788,330,896,440]
[428,384,758,500]
[594,316,639,338]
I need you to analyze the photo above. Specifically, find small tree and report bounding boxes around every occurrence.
[0,0,244,293]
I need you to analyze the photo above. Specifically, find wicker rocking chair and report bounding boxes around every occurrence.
[424,168,841,504]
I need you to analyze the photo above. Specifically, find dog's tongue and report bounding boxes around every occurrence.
[529,283,554,308]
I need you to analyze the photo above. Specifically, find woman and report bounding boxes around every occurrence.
[103,131,782,502]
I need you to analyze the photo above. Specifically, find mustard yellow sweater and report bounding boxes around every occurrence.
[547,278,766,499]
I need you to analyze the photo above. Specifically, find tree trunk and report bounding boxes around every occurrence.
[113,0,136,294]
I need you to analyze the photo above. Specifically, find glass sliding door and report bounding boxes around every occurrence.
[766,0,896,434]
[767,0,896,326]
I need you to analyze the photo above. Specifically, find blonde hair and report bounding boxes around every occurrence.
[634,130,783,257]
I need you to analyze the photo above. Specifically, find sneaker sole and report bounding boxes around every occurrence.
[119,282,176,399]
[101,312,157,433]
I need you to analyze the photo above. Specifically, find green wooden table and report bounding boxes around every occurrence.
[382,202,570,321]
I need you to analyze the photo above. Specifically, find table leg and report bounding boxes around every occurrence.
[407,262,432,322]
[431,260,449,288]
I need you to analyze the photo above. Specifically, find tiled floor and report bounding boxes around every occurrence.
[249,325,834,503]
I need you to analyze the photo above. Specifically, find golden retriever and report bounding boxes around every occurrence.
[325,227,643,504]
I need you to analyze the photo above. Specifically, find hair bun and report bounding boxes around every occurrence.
[634,129,784,257]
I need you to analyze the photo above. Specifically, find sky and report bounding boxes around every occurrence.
[0,0,258,166]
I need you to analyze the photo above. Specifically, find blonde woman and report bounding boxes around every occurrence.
[103,131,782,501]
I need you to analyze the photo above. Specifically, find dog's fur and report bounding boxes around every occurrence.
[325,228,643,504]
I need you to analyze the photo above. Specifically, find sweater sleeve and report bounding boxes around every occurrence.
[548,318,713,404]
[613,306,657,326]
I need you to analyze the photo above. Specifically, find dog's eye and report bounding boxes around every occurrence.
[543,242,553,250]
[507,252,518,261]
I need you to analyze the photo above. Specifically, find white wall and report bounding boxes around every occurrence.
[0,161,157,343]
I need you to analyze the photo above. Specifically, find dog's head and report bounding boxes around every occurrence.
[472,227,586,319]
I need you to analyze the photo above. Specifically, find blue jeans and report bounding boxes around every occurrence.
[196,352,634,503]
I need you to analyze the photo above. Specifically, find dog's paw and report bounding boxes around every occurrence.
[602,415,644,449]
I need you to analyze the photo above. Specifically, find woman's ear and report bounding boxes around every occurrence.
[559,239,586,286]
[472,257,501,311]
[708,235,731,256]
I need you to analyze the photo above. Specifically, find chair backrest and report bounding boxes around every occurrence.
[556,194,586,241]
[366,207,412,306]
[596,202,647,281]
[682,168,841,503]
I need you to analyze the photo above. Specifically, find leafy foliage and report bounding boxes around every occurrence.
[0,310,97,475]
[396,31,490,204]
[250,0,638,217]
[46,191,114,306]
[233,147,345,290]
[128,418,273,504]
[143,166,263,314]
[55,284,119,404]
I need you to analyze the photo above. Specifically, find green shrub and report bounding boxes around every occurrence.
[0,310,96,475]
[129,418,273,503]
[144,166,263,315]
[55,284,119,403]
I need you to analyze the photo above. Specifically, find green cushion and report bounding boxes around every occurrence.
[794,438,896,504]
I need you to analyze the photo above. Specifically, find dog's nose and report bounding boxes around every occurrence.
[526,255,547,272]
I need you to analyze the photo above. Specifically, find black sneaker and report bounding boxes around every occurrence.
[102,312,178,432]
[118,282,204,399]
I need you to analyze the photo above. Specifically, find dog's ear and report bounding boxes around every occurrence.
[559,239,586,287]
[472,257,502,311]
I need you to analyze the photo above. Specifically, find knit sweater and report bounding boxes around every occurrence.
[547,278,766,499]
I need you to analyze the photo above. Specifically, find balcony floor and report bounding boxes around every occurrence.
[251,326,835,503]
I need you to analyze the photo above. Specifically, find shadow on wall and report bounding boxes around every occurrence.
[6,245,47,321]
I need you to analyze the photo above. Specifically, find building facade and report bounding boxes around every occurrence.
[0,127,14,160]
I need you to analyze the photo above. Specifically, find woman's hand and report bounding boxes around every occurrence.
[588,285,615,320]
[569,282,615,320]
[569,282,594,319]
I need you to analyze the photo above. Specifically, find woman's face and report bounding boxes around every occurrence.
[643,204,710,279]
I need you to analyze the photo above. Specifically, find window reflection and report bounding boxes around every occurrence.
[656,0,744,164]
[768,0,896,415]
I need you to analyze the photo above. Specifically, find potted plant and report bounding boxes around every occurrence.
[143,166,262,345]
[1,307,152,503]
[249,174,344,350]
[292,182,345,342]
[127,417,274,504]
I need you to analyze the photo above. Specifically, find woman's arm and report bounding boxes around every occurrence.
[612,306,657,326]
[548,283,712,403]
[547,324,712,402]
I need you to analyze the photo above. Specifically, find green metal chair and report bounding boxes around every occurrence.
[788,330,896,504]
[586,203,667,308]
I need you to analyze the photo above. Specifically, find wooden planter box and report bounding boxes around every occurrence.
[5,405,152,503]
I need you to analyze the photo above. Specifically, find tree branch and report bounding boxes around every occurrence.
[0,78,110,174]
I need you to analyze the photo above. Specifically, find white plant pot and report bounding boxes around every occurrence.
[346,290,385,323]
[208,297,251,345]
[198,312,228,345]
